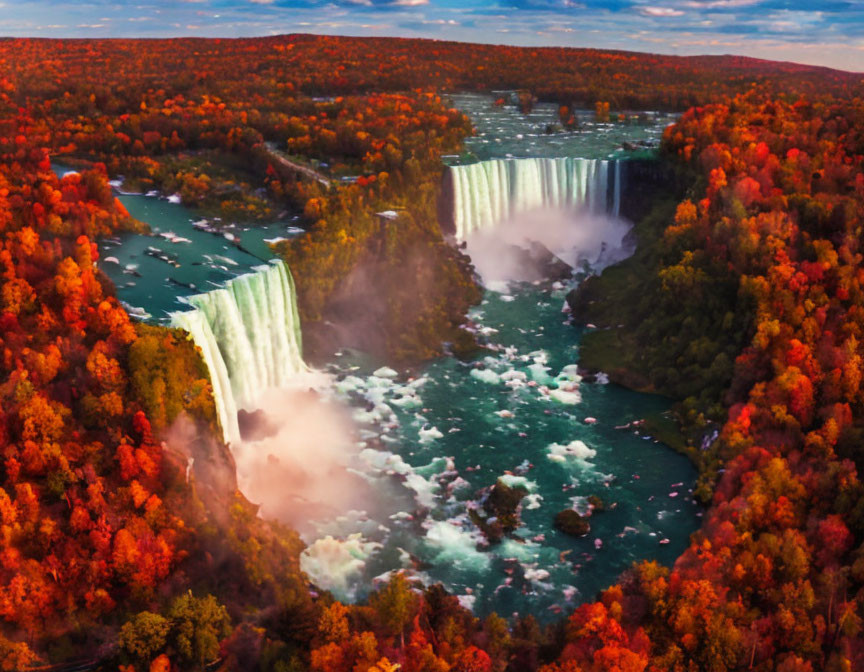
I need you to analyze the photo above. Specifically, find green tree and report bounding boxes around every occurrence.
[369,572,418,649]
[483,612,512,671]
[118,611,170,663]
[168,592,231,669]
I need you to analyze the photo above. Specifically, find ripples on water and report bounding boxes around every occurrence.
[302,284,701,620]
[444,92,677,165]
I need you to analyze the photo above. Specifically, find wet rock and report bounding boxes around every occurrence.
[587,495,605,512]
[238,408,280,442]
[508,240,574,282]
[164,414,238,528]
[471,479,528,543]
[555,509,591,537]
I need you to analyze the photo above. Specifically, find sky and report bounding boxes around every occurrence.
[2,0,864,72]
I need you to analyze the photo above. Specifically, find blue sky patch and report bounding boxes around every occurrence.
[1,0,862,70]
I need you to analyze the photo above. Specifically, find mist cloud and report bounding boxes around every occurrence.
[464,206,632,285]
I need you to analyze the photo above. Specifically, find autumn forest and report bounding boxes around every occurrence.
[1,32,864,672]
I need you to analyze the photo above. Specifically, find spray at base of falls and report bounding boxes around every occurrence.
[449,157,631,284]
[450,157,623,239]
[170,260,306,444]
[171,260,373,537]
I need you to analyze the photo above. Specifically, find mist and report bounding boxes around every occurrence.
[229,379,374,535]
[464,206,633,286]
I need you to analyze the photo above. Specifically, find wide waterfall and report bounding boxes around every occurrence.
[449,157,623,239]
[170,261,306,444]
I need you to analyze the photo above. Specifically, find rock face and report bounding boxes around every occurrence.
[520,240,574,281]
[555,509,591,537]
[565,286,585,315]
[165,413,239,527]
[292,219,482,367]
[238,408,281,443]
[500,240,574,284]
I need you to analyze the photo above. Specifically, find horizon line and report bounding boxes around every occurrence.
[2,31,862,76]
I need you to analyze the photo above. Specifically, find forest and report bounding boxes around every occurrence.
[5,35,862,361]
[1,34,864,671]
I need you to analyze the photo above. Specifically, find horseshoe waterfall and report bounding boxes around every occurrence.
[449,157,623,238]
[170,261,306,444]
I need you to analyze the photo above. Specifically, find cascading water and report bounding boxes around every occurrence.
[449,157,623,239]
[86,95,699,619]
[170,260,306,443]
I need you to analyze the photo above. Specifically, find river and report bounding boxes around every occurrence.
[55,95,699,621]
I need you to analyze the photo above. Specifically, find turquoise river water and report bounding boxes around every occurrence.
[54,96,699,621]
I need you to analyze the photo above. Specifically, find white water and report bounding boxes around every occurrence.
[170,261,306,443]
[450,158,623,239]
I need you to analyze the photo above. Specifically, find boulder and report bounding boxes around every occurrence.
[471,479,528,543]
[555,509,591,537]
[587,495,605,512]
[238,408,280,442]
[508,240,573,282]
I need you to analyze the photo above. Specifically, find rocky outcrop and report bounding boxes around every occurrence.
[470,479,529,543]
[512,240,573,281]
[555,509,590,537]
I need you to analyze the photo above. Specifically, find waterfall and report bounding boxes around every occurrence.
[449,158,623,239]
[170,261,306,444]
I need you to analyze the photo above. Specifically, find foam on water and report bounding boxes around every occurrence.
[301,534,383,601]
[471,368,502,384]
[425,520,491,572]
[499,474,538,491]
[315,285,702,618]
[547,440,597,464]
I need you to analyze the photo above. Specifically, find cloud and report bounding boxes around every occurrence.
[340,0,428,6]
[502,0,601,10]
[683,0,761,7]
[638,6,685,16]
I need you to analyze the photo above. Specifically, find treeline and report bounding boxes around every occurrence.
[0,95,189,665]
[6,36,862,113]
